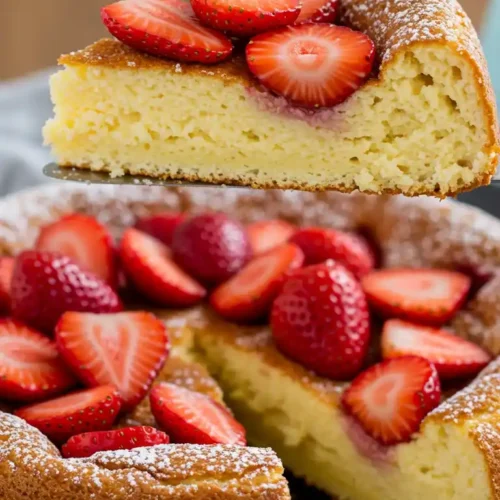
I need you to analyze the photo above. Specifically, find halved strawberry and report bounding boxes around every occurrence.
[0,257,14,314]
[342,356,441,445]
[381,319,491,379]
[56,311,170,411]
[246,24,375,108]
[0,319,75,402]
[134,212,187,247]
[362,269,471,325]
[35,214,117,288]
[150,382,246,445]
[120,228,206,307]
[11,251,123,333]
[290,227,375,279]
[211,243,304,322]
[15,385,122,443]
[191,0,300,37]
[247,220,296,256]
[295,0,338,23]
[61,426,170,458]
[102,0,233,64]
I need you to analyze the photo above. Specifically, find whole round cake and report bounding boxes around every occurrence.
[1,184,500,499]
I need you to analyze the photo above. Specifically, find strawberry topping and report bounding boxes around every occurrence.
[15,385,122,443]
[61,426,170,458]
[191,0,300,37]
[290,227,375,279]
[11,251,123,333]
[0,319,75,402]
[0,257,14,314]
[382,319,491,379]
[35,214,118,287]
[247,220,296,256]
[246,24,375,108]
[271,260,370,379]
[102,0,233,63]
[134,212,187,247]
[342,356,441,445]
[295,0,338,23]
[211,243,304,322]
[120,228,206,307]
[172,213,252,285]
[150,382,246,445]
[56,311,169,411]
[362,269,471,325]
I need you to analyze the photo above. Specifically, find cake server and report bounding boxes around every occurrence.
[43,163,500,187]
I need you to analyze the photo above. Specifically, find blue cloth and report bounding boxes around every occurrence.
[483,0,500,103]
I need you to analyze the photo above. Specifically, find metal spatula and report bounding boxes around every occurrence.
[43,163,245,188]
[43,163,500,188]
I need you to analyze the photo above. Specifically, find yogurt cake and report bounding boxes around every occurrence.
[43,0,500,197]
[1,184,500,499]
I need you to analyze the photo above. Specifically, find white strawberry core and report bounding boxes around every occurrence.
[361,372,405,420]
[381,275,452,300]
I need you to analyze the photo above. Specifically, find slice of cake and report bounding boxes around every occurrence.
[43,0,500,197]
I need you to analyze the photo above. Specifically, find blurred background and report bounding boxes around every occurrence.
[0,0,498,206]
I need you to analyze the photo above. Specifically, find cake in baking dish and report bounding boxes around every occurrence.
[43,0,500,197]
[2,184,500,499]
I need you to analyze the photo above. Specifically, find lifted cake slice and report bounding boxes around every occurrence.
[43,0,499,197]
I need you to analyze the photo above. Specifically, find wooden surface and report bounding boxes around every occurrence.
[0,0,492,81]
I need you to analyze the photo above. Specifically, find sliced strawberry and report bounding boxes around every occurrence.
[211,243,304,322]
[381,319,491,379]
[134,212,187,247]
[0,257,14,314]
[191,0,300,37]
[271,261,370,379]
[172,213,252,285]
[35,214,117,287]
[246,24,375,108]
[295,0,338,23]
[102,0,233,64]
[247,220,296,256]
[150,382,246,445]
[121,228,206,307]
[56,311,169,411]
[15,385,122,443]
[61,426,170,458]
[290,227,375,280]
[11,251,123,333]
[0,319,75,402]
[362,269,471,325]
[342,356,441,445]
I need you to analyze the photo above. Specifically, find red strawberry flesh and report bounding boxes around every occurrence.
[295,0,338,23]
[246,24,375,108]
[382,319,491,379]
[0,319,75,402]
[120,228,206,307]
[191,0,301,37]
[247,219,296,256]
[172,213,252,285]
[271,260,370,379]
[102,0,233,63]
[362,268,471,325]
[342,356,441,445]
[61,426,170,458]
[15,385,122,443]
[290,227,375,279]
[134,212,187,247]
[35,214,117,287]
[150,382,246,445]
[11,251,123,333]
[56,311,170,411]
[211,242,304,322]
[0,257,14,314]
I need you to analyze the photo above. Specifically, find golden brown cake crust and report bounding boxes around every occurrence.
[2,184,500,498]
